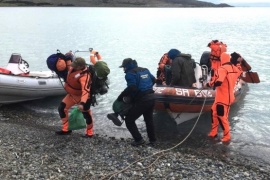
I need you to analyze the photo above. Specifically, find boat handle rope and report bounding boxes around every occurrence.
[74,48,93,57]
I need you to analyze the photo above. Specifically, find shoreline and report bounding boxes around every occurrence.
[0,0,232,8]
[0,104,270,179]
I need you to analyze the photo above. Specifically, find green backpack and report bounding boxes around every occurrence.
[112,99,133,117]
[86,61,110,106]
[94,61,110,79]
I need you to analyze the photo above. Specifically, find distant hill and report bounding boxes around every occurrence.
[228,2,270,7]
[0,0,232,7]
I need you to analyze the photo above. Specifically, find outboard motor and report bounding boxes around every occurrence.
[200,51,211,72]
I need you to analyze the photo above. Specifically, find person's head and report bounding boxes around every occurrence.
[71,57,87,70]
[220,52,231,65]
[230,52,241,65]
[119,58,138,72]
[56,59,66,71]
[168,49,181,60]
[65,51,75,61]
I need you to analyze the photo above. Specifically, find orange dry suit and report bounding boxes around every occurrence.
[58,66,94,136]
[207,52,242,142]
[156,53,172,85]
[208,40,227,80]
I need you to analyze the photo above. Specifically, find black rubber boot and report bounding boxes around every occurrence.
[55,130,72,135]
[107,113,123,126]
[81,134,93,138]
[131,139,145,146]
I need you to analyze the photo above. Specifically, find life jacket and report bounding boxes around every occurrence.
[64,66,100,106]
[156,53,172,85]
[64,67,91,104]
[208,40,227,70]
[158,53,171,71]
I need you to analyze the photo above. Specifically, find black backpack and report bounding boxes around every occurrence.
[87,65,110,106]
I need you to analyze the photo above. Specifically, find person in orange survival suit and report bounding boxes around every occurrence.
[56,57,94,137]
[207,40,227,81]
[156,53,172,85]
[205,52,242,143]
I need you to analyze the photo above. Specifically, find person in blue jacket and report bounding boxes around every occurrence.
[108,58,156,146]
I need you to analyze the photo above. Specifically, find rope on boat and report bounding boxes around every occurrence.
[170,88,205,121]
[102,89,207,180]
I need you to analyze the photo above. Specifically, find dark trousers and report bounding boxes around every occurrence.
[125,99,156,142]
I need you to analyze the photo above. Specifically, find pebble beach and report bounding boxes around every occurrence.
[0,104,270,180]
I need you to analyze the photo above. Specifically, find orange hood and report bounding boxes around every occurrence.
[220,52,231,65]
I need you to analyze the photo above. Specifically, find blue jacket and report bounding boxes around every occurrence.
[118,61,155,102]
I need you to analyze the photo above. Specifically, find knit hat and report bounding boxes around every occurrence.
[168,49,181,59]
[65,51,74,61]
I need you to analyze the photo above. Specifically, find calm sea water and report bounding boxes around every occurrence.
[1,7,270,164]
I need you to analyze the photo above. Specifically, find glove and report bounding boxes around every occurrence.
[90,95,97,106]
[203,82,211,89]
